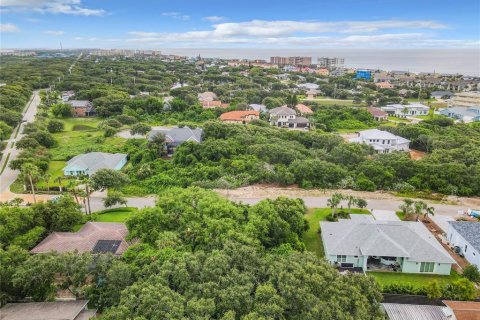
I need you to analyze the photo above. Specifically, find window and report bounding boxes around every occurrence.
[465,245,468,253]
[336,255,347,263]
[420,262,435,273]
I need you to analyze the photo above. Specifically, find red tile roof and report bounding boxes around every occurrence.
[295,104,313,114]
[30,222,130,255]
[220,110,260,122]
[443,300,480,320]
[367,107,388,117]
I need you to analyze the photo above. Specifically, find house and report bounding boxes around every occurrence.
[147,127,203,155]
[447,221,480,269]
[381,303,455,320]
[439,106,480,122]
[249,104,268,113]
[61,90,75,102]
[0,301,96,320]
[381,103,430,117]
[316,68,330,76]
[449,91,480,108]
[198,91,217,102]
[375,81,394,89]
[443,300,480,320]
[269,105,310,129]
[31,222,130,255]
[305,89,319,100]
[297,83,319,90]
[220,110,260,123]
[67,100,95,117]
[63,152,127,176]
[295,104,313,115]
[367,107,388,121]
[320,219,455,275]
[431,91,453,99]
[356,70,372,80]
[349,129,410,153]
[201,100,224,108]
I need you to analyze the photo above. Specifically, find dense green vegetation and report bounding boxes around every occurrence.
[122,120,480,196]
[0,189,386,319]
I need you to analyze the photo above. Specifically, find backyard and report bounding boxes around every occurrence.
[73,207,136,231]
[368,270,461,290]
[302,207,370,257]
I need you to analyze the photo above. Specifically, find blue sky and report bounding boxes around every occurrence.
[1,0,479,49]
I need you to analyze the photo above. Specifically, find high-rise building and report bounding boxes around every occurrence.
[270,56,312,66]
[317,57,345,69]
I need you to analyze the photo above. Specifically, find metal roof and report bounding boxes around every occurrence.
[382,303,454,320]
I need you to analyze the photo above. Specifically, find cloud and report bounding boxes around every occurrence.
[161,12,190,21]
[1,0,105,16]
[123,18,474,48]
[203,16,225,22]
[74,36,83,40]
[44,30,64,35]
[0,23,19,32]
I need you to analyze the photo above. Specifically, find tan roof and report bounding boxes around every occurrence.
[220,110,260,121]
[201,100,223,108]
[443,300,480,320]
[0,301,94,320]
[295,104,313,114]
[367,107,388,117]
[30,222,130,255]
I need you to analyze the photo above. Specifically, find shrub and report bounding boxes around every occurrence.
[47,120,64,133]
[463,265,480,283]
[103,126,117,137]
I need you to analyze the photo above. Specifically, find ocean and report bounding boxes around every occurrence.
[160,48,480,76]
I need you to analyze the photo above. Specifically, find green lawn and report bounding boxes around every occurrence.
[396,211,406,221]
[368,270,461,290]
[50,117,127,161]
[302,208,370,258]
[387,116,411,122]
[73,207,137,231]
[36,160,67,189]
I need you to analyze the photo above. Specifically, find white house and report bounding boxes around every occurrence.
[447,221,480,269]
[63,152,127,176]
[349,129,410,153]
[321,218,455,275]
[381,103,430,118]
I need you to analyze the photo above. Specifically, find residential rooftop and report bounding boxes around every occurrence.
[447,221,480,252]
[0,300,95,320]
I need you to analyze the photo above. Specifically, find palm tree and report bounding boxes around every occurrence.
[21,163,39,204]
[80,176,92,215]
[399,198,414,218]
[43,174,51,192]
[414,201,428,221]
[424,206,435,220]
[327,193,343,218]
[346,195,357,214]
[67,180,80,205]
[57,176,63,193]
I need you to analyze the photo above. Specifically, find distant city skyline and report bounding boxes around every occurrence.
[1,0,479,50]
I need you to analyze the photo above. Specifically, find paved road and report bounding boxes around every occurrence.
[0,90,41,194]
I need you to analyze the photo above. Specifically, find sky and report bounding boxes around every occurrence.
[0,0,479,50]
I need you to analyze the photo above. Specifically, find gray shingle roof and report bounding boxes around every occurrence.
[147,127,203,146]
[321,219,454,263]
[64,152,127,174]
[68,100,92,108]
[448,221,480,252]
[249,104,268,113]
[269,105,297,116]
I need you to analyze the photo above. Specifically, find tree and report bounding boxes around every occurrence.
[42,173,51,192]
[31,195,83,232]
[327,193,343,218]
[413,201,427,221]
[20,163,39,203]
[90,169,130,191]
[399,199,414,218]
[346,195,357,214]
[130,122,151,136]
[285,94,298,108]
[147,133,167,157]
[16,137,40,149]
[463,265,480,283]
[51,103,72,117]
[356,198,368,209]
[426,280,442,300]
[47,119,64,133]
[424,206,435,220]
[103,191,128,208]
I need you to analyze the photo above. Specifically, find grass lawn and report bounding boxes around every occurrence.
[36,160,67,189]
[302,208,370,258]
[73,207,137,231]
[50,117,127,161]
[396,211,406,220]
[368,270,461,290]
[388,116,410,122]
